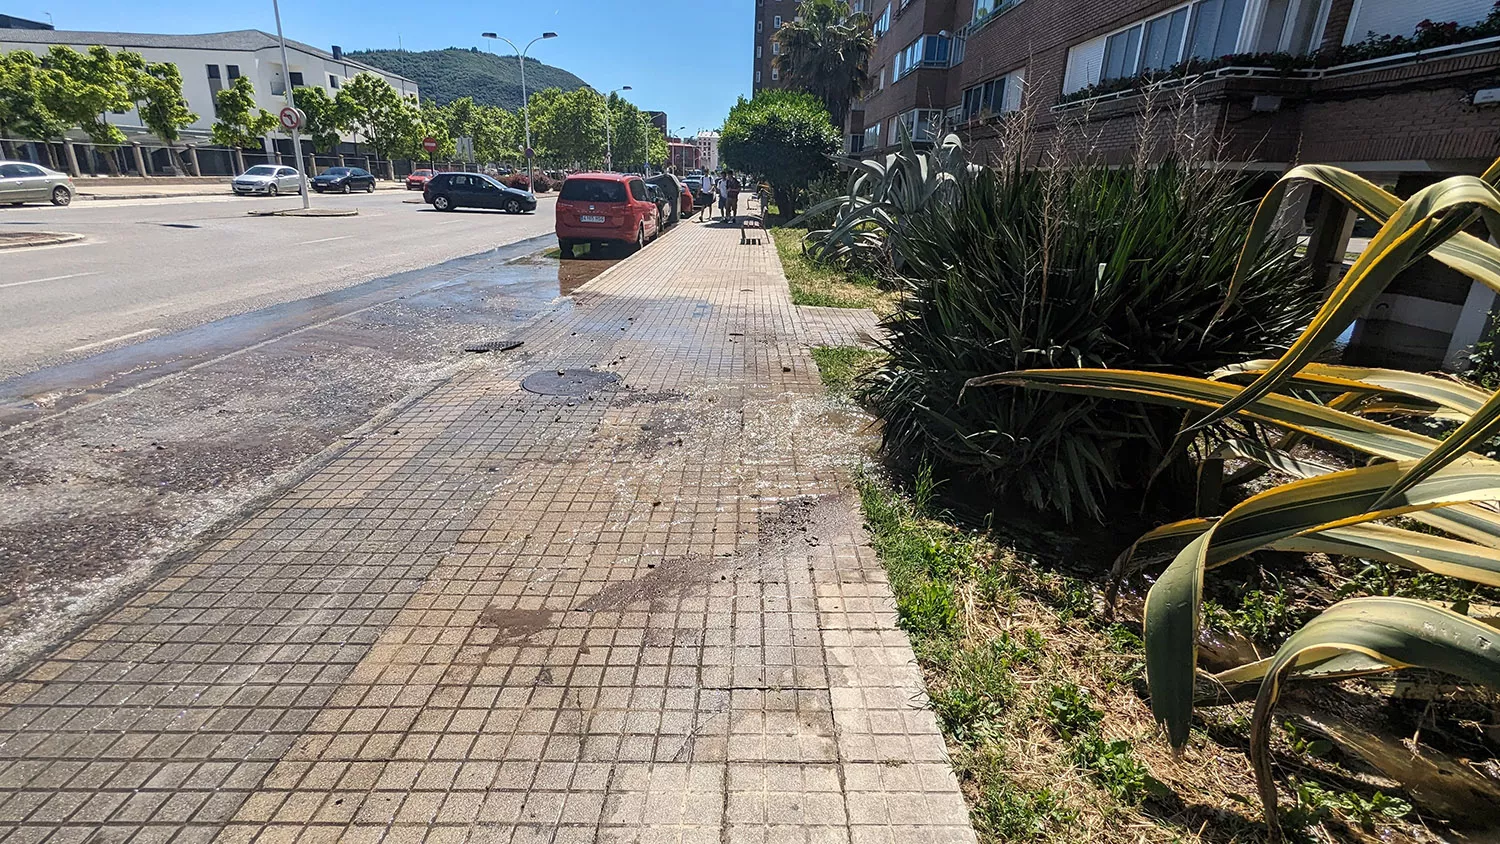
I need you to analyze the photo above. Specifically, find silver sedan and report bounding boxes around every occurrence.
[232,165,303,196]
[0,160,74,206]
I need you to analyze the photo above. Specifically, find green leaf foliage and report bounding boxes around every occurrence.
[867,159,1319,523]
[336,73,422,159]
[39,45,136,147]
[291,85,348,153]
[211,76,277,149]
[0,50,68,144]
[773,0,873,129]
[719,89,840,216]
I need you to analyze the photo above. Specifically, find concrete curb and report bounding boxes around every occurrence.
[246,208,359,218]
[80,186,410,202]
[0,231,85,250]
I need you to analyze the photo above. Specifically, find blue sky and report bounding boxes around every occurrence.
[6,0,753,136]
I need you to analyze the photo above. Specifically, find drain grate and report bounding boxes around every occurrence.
[463,339,524,353]
[521,369,621,396]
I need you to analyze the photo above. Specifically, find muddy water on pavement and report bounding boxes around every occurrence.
[0,242,614,676]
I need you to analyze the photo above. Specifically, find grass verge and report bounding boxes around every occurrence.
[810,346,881,397]
[856,472,1428,844]
[771,227,899,315]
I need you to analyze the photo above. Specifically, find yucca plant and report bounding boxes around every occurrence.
[866,156,1319,522]
[974,157,1500,840]
[791,128,969,269]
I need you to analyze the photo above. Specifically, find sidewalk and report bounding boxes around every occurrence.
[0,211,974,843]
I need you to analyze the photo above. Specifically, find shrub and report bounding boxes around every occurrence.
[866,159,1318,523]
[531,174,553,192]
[505,173,530,190]
[719,89,839,218]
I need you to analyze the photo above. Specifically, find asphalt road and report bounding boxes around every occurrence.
[0,190,559,379]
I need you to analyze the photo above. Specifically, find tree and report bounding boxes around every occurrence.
[336,72,422,159]
[210,76,276,149]
[719,90,840,216]
[0,51,67,160]
[415,99,454,160]
[128,57,197,171]
[530,86,605,168]
[292,85,347,153]
[774,0,874,130]
[41,45,135,150]
[436,96,516,163]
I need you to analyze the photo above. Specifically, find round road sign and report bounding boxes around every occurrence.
[524,146,534,159]
[422,136,438,154]
[278,106,303,131]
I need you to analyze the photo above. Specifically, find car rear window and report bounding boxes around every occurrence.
[560,179,626,203]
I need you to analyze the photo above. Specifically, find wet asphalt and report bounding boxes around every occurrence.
[0,229,624,675]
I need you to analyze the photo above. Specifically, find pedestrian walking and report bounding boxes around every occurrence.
[717,173,731,222]
[698,172,715,222]
[727,173,742,219]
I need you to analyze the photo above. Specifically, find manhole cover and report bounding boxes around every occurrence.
[158,223,201,229]
[521,369,621,396]
[463,339,524,353]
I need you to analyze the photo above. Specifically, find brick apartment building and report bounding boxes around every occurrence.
[757,0,1500,372]
[753,0,802,92]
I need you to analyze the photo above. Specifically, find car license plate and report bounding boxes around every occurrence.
[580,215,606,223]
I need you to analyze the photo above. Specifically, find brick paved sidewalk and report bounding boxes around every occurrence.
[0,210,975,843]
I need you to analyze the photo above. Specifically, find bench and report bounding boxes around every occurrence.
[741,190,767,245]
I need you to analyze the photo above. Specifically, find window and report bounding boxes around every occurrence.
[862,122,881,149]
[894,33,952,78]
[1185,0,1247,60]
[771,66,779,80]
[772,42,780,55]
[329,74,340,88]
[959,69,1024,122]
[1101,25,1143,80]
[773,15,782,27]
[206,64,223,97]
[278,168,295,176]
[756,70,763,83]
[873,6,891,38]
[849,133,864,153]
[1255,0,1327,54]
[757,19,763,32]
[226,64,240,80]
[628,178,648,201]
[1140,7,1190,71]
[757,45,763,58]
[1342,0,1488,46]
[289,71,304,87]
[0,163,44,177]
[896,109,943,143]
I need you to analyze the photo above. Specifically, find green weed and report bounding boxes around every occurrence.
[1284,778,1412,835]
[898,580,959,637]
[973,782,1079,839]
[809,345,881,396]
[772,228,898,313]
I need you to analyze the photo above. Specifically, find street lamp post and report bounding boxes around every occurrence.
[482,31,556,190]
[602,85,630,171]
[270,0,310,209]
[674,126,688,173]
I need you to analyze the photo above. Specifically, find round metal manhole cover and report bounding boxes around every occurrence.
[521,369,622,396]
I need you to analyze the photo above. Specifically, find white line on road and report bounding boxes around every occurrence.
[298,235,353,245]
[66,328,160,353]
[0,272,99,290]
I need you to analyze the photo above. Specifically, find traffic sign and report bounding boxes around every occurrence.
[422,136,438,154]
[524,146,534,159]
[278,106,304,131]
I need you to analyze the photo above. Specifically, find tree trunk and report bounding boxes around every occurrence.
[773,185,795,222]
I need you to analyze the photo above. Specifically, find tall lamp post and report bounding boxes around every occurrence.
[481,31,557,190]
[602,85,631,171]
[673,126,688,173]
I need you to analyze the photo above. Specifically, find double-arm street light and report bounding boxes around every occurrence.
[602,86,630,171]
[481,31,557,190]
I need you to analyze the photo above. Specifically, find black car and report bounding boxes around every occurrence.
[311,166,376,193]
[422,173,537,214]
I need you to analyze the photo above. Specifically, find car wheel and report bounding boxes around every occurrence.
[50,186,71,207]
[504,199,520,214]
[268,183,279,197]
[632,225,645,253]
[341,183,351,194]
[557,238,576,258]
[366,181,375,193]
[432,195,453,211]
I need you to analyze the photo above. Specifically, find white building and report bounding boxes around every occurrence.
[694,130,720,173]
[0,28,417,146]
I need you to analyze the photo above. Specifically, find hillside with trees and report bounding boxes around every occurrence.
[345,48,589,108]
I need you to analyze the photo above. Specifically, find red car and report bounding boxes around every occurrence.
[556,173,661,256]
[406,169,435,190]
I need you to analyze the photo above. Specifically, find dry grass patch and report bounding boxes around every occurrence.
[771,227,899,315]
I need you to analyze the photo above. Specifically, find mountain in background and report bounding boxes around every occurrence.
[346,48,590,108]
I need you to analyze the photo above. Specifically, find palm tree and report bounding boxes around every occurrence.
[773,0,874,130]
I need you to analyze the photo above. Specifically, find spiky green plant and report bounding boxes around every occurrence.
[865,157,1318,522]
[978,156,1500,841]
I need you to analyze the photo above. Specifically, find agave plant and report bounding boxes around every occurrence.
[790,126,969,268]
[973,156,1500,840]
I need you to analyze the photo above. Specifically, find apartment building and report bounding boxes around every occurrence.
[752,0,802,92]
[0,28,417,146]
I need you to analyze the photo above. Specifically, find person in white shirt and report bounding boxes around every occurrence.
[717,174,731,222]
[698,173,715,221]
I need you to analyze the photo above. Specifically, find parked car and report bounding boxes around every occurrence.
[232,164,302,197]
[405,169,435,190]
[0,160,73,206]
[646,173,685,227]
[422,172,537,213]
[312,166,376,193]
[555,172,660,256]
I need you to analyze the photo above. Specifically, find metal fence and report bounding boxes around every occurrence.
[0,137,485,180]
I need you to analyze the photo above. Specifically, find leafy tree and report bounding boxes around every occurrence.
[41,45,135,148]
[530,86,605,168]
[774,0,874,129]
[719,90,840,215]
[438,96,517,163]
[211,76,276,149]
[291,85,347,153]
[128,57,198,171]
[415,99,454,159]
[0,50,68,160]
[336,73,422,158]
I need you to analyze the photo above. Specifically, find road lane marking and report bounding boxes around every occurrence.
[0,272,99,290]
[298,235,353,245]
[66,328,160,353]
